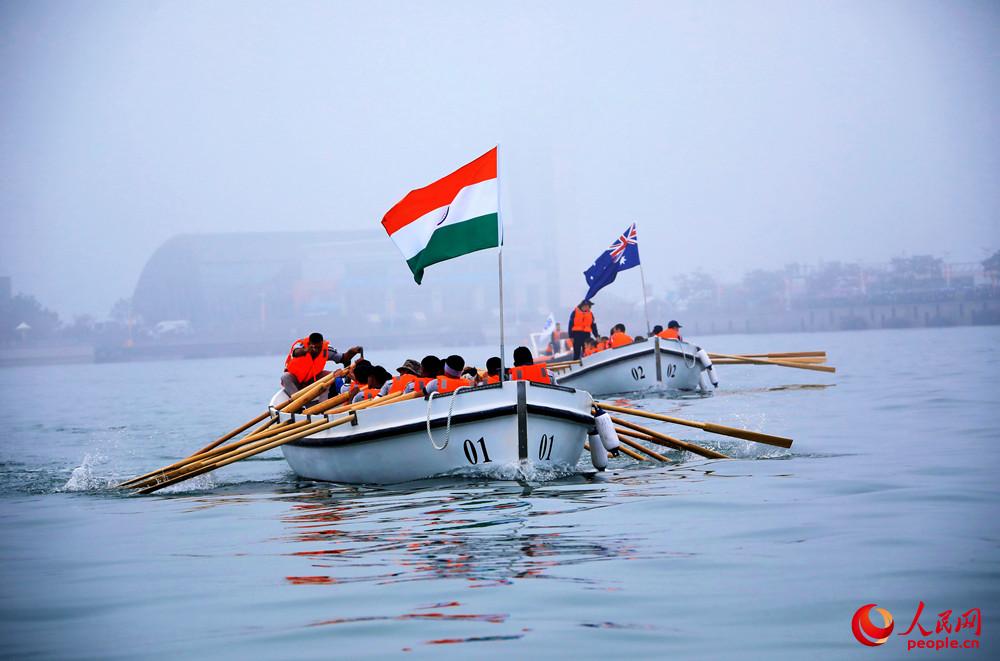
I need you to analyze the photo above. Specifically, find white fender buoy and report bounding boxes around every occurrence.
[593,411,621,452]
[588,432,608,470]
[696,348,719,387]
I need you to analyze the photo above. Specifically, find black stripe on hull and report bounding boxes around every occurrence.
[557,344,700,382]
[517,381,528,459]
[286,401,593,449]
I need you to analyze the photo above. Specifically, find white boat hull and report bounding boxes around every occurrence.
[553,338,708,397]
[274,381,594,485]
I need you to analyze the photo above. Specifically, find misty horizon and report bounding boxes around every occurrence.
[2,1,998,319]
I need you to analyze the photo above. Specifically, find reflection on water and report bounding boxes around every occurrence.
[276,479,637,593]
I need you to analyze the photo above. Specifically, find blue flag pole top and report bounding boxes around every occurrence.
[583,223,640,300]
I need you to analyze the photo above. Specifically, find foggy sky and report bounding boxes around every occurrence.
[1,0,998,318]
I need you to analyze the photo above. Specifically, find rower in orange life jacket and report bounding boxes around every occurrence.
[386,359,422,395]
[655,319,683,341]
[425,354,474,394]
[508,346,552,384]
[402,355,443,395]
[568,299,599,360]
[352,366,393,403]
[475,356,502,385]
[608,323,633,348]
[281,332,362,398]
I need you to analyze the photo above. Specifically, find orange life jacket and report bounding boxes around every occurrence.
[355,387,377,401]
[583,346,595,357]
[389,373,419,394]
[435,375,471,394]
[657,328,681,341]
[595,340,609,352]
[571,308,594,333]
[483,373,501,385]
[510,363,551,384]
[609,331,633,348]
[284,337,329,384]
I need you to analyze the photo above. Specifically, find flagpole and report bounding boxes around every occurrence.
[637,223,651,334]
[497,144,507,379]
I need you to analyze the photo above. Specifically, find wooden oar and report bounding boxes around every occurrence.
[613,419,728,460]
[546,360,581,369]
[121,419,313,489]
[302,391,352,415]
[129,389,421,488]
[706,352,835,373]
[188,410,271,457]
[615,434,673,462]
[138,414,356,494]
[322,390,404,415]
[279,369,345,413]
[711,356,827,365]
[368,391,419,408]
[135,418,333,490]
[613,442,646,461]
[583,441,647,462]
[713,351,826,359]
[596,401,793,449]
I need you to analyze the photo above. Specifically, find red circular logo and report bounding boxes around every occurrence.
[852,603,895,646]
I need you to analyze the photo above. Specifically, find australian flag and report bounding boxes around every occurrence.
[583,223,640,300]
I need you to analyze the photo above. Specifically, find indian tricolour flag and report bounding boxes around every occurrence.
[381,147,499,284]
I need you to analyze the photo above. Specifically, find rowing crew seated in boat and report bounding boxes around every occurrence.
[578,319,686,358]
[281,332,362,400]
[345,347,554,403]
[652,320,683,341]
[580,324,631,356]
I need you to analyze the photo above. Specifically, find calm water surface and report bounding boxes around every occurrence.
[1,326,998,659]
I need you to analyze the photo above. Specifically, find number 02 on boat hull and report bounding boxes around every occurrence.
[553,337,718,397]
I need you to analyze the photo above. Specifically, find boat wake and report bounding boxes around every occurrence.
[61,452,119,492]
[436,461,582,484]
[61,452,219,494]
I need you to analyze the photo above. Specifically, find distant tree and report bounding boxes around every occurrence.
[0,294,61,343]
[64,314,96,341]
[675,271,717,308]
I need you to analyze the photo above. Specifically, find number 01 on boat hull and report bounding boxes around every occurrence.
[273,381,595,485]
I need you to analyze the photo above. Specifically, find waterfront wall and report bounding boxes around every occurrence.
[686,299,1000,336]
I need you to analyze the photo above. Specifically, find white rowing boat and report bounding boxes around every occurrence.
[551,337,718,397]
[267,381,595,485]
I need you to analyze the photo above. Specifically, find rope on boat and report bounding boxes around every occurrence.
[426,385,471,451]
[679,340,697,369]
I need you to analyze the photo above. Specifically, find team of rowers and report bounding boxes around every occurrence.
[280,333,554,404]
[553,298,685,360]
[578,321,683,357]
[282,309,688,405]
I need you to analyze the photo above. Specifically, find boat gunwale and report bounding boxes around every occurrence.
[278,384,594,449]
[555,341,702,382]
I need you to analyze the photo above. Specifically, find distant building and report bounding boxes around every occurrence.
[131,230,557,346]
